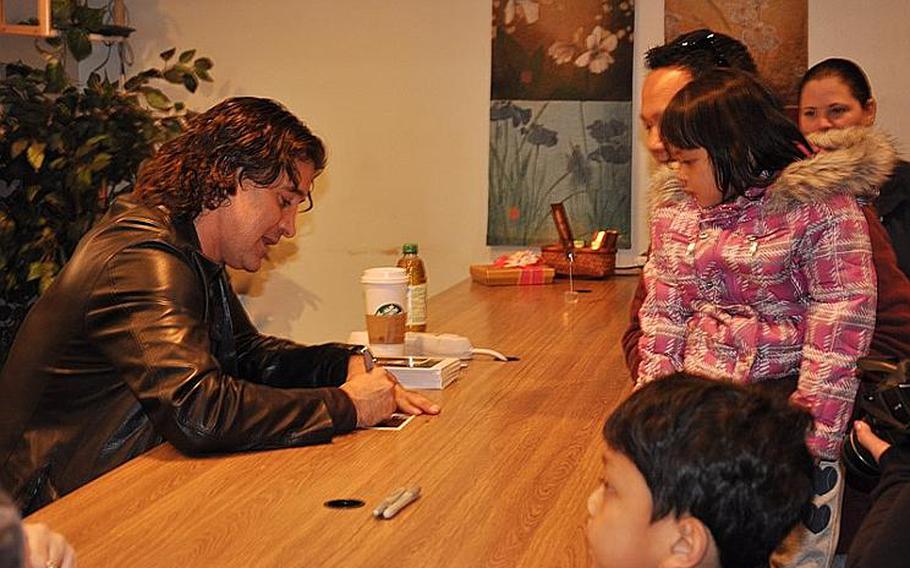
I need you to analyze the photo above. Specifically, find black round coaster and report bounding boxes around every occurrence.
[324,499,366,509]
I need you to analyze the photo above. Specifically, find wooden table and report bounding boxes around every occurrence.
[27,276,638,567]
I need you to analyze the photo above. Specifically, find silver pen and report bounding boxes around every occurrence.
[380,486,421,519]
[372,486,406,518]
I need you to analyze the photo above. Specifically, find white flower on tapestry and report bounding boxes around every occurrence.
[548,41,575,65]
[574,26,619,74]
[504,0,540,27]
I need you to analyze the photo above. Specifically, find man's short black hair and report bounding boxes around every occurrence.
[0,491,24,568]
[604,374,813,568]
[645,28,757,77]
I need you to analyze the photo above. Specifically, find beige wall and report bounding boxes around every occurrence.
[808,0,910,153]
[126,0,495,343]
[3,0,908,344]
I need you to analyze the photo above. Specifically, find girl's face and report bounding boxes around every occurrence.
[670,147,723,207]
[798,76,876,135]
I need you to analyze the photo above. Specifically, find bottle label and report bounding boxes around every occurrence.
[406,284,428,325]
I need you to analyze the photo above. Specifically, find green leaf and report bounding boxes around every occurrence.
[49,157,68,170]
[87,72,101,90]
[65,29,92,61]
[182,74,198,93]
[75,5,105,32]
[47,133,64,152]
[75,166,92,189]
[84,134,109,147]
[11,139,29,159]
[51,0,72,25]
[28,261,50,281]
[174,101,185,111]
[26,142,47,171]
[89,152,111,172]
[195,69,212,82]
[193,57,213,72]
[160,48,176,61]
[44,59,67,92]
[26,184,41,203]
[28,261,58,293]
[163,68,183,84]
[40,271,57,294]
[123,74,147,92]
[140,87,172,110]
[178,49,196,64]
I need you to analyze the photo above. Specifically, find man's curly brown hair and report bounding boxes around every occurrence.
[134,97,326,220]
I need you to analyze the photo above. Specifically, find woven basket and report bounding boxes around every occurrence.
[540,245,616,278]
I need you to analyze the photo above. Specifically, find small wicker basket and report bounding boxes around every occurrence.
[540,229,619,279]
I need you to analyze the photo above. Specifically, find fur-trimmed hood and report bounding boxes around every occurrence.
[650,127,898,213]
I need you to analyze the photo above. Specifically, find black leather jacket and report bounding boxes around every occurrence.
[878,160,910,279]
[0,195,357,514]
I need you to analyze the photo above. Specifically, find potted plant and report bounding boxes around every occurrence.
[0,0,213,364]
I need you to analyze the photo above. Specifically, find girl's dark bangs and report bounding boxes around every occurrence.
[660,104,702,150]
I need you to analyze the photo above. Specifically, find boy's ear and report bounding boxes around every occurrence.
[658,515,716,568]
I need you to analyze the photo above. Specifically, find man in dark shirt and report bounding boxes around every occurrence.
[0,97,438,514]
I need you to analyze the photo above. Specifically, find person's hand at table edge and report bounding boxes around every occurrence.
[24,522,78,568]
[393,383,441,416]
[340,367,397,427]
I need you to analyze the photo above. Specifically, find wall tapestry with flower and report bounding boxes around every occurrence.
[665,0,807,107]
[488,0,635,247]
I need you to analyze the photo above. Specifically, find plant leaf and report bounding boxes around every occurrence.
[26,142,46,171]
[182,73,198,93]
[11,139,29,159]
[195,69,212,82]
[51,0,72,25]
[160,48,176,61]
[44,59,67,92]
[178,49,196,63]
[89,152,111,172]
[65,29,92,61]
[193,57,213,72]
[140,87,172,110]
[163,68,183,84]
[26,184,41,203]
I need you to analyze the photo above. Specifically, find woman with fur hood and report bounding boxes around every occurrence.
[636,68,889,567]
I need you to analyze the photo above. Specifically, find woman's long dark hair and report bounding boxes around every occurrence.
[134,97,326,220]
[660,68,809,202]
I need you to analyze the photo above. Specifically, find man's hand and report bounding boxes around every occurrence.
[855,420,891,463]
[24,522,77,568]
[340,367,397,427]
[393,384,440,416]
[341,361,442,427]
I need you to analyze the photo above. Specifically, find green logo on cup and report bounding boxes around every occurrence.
[375,303,403,316]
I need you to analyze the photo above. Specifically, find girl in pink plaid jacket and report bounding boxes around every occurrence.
[636,69,893,464]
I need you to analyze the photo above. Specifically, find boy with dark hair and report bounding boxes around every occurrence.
[587,374,814,568]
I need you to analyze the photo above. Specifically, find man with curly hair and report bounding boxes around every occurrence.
[0,97,439,514]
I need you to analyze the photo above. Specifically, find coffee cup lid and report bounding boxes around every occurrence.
[361,267,408,285]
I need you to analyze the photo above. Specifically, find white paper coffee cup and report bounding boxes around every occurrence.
[361,267,408,356]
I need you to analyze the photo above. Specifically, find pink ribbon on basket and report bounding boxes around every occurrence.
[517,266,547,285]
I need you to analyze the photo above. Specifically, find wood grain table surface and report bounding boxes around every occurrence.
[27,275,638,567]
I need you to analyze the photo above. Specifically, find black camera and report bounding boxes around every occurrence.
[842,358,910,486]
